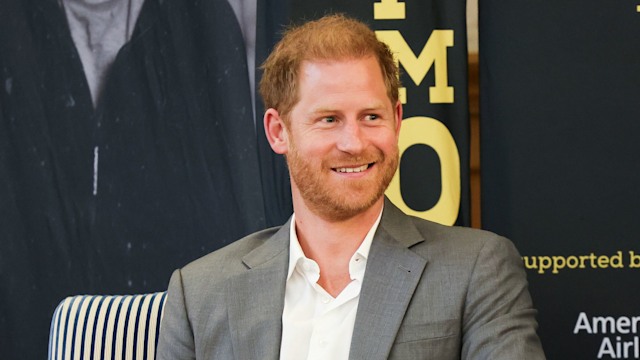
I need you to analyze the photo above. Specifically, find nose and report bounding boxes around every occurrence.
[336,120,366,154]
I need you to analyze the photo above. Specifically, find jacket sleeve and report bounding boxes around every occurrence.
[157,269,196,360]
[461,236,546,359]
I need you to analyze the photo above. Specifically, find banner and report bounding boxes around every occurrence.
[480,0,640,358]
[0,0,470,358]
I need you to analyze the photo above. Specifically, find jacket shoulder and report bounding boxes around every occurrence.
[406,216,522,260]
[180,226,283,280]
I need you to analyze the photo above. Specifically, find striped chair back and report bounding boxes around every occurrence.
[48,292,167,360]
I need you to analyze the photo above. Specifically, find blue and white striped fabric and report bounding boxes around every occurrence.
[48,292,167,360]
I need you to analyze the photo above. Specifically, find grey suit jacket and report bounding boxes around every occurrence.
[157,199,545,359]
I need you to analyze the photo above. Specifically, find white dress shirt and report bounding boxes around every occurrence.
[279,211,383,360]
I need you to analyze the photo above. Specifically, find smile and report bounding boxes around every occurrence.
[334,164,371,173]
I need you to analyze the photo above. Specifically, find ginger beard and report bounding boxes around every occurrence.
[286,135,399,222]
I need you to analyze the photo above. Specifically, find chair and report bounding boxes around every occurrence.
[48,292,167,360]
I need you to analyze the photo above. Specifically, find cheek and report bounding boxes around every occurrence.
[296,135,334,155]
[372,132,399,152]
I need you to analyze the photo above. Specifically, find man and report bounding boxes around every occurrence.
[157,14,545,359]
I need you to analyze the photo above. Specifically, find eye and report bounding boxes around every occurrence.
[322,116,336,123]
[365,114,378,121]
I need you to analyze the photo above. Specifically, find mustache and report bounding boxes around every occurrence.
[326,152,385,167]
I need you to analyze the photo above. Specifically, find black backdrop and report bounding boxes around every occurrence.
[481,0,640,358]
[1,0,470,358]
[1,0,291,357]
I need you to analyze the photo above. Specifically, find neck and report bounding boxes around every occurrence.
[292,194,383,297]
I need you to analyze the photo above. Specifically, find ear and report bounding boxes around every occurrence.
[264,108,289,154]
[393,100,403,137]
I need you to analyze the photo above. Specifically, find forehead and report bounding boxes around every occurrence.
[296,57,388,101]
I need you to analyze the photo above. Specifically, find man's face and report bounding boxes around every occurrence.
[278,56,402,221]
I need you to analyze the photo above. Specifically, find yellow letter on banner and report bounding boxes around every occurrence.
[386,117,461,225]
[375,30,454,104]
[373,0,406,20]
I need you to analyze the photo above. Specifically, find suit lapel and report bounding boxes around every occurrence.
[349,200,428,360]
[227,222,291,360]
[224,201,426,360]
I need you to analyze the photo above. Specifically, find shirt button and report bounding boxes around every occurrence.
[322,297,331,304]
[320,340,328,347]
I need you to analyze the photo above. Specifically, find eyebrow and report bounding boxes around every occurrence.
[309,103,388,115]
